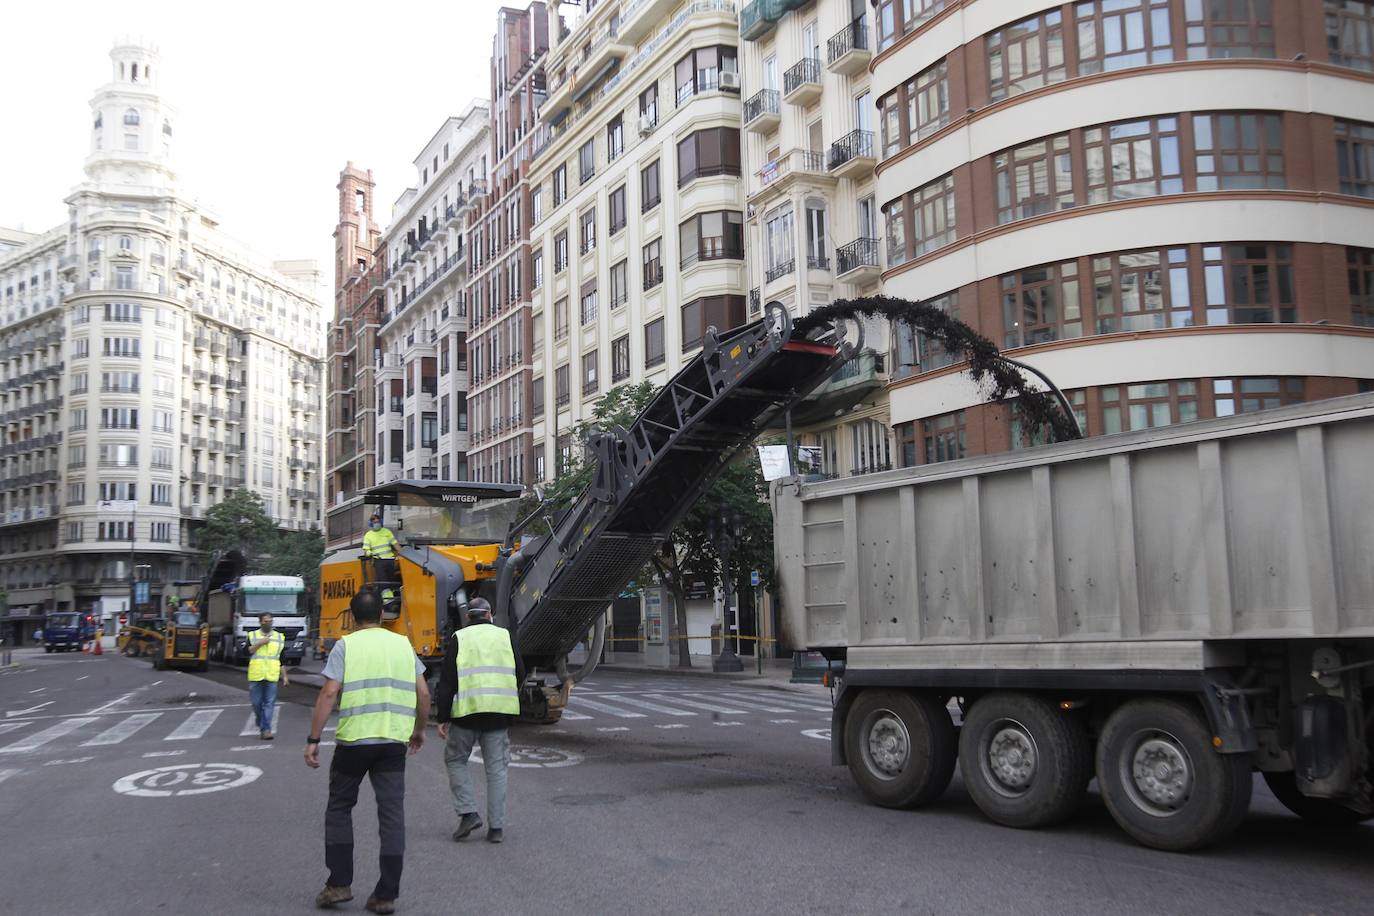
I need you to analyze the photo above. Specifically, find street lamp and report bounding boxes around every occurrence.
[710,507,744,673]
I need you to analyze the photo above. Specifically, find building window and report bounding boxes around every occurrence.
[1012,391,1089,448]
[532,376,545,417]
[609,185,627,235]
[995,134,1074,224]
[920,411,966,464]
[580,282,598,326]
[67,482,86,505]
[805,201,828,269]
[579,208,596,254]
[421,413,437,449]
[1203,244,1295,324]
[71,407,87,432]
[1093,247,1193,332]
[892,291,960,380]
[885,204,906,268]
[642,238,663,290]
[644,317,665,368]
[579,139,596,184]
[1001,261,1082,347]
[553,165,567,205]
[582,350,599,395]
[150,483,172,506]
[104,302,141,322]
[675,45,737,104]
[679,211,744,267]
[680,295,746,351]
[1194,112,1286,190]
[1213,377,1305,416]
[1075,0,1173,73]
[1346,246,1374,326]
[1100,381,1199,432]
[765,206,796,278]
[641,160,662,212]
[1328,0,1374,70]
[988,10,1066,102]
[531,186,543,224]
[124,108,140,126]
[1186,0,1276,59]
[555,365,570,407]
[908,174,956,258]
[1336,119,1374,197]
[612,334,631,382]
[555,297,569,341]
[607,115,624,161]
[610,260,628,309]
[640,82,659,128]
[901,59,949,152]
[1084,116,1182,202]
[851,420,894,475]
[554,231,568,273]
[532,249,544,289]
[103,336,140,357]
[676,128,742,186]
[876,0,946,52]
[115,266,136,290]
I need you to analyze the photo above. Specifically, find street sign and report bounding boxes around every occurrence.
[750,570,761,587]
[97,500,137,512]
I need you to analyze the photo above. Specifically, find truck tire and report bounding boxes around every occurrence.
[1262,771,1373,827]
[1097,698,1252,851]
[958,692,1093,829]
[844,690,956,809]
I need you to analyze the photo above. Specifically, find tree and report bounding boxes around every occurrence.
[265,528,326,593]
[199,490,276,560]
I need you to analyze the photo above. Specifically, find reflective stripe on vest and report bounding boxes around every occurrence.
[247,630,284,682]
[452,624,519,718]
[337,628,418,743]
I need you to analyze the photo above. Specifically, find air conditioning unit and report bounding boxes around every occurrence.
[638,113,654,135]
[719,71,741,92]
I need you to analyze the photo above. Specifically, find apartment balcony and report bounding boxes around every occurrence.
[793,349,888,425]
[828,129,876,181]
[191,401,208,416]
[744,89,780,135]
[740,0,784,40]
[765,258,796,285]
[826,17,871,76]
[191,436,208,449]
[579,22,634,90]
[749,148,832,205]
[783,57,822,106]
[836,237,881,285]
[617,0,686,45]
[749,287,761,317]
[193,335,209,350]
[190,471,206,483]
[58,253,78,275]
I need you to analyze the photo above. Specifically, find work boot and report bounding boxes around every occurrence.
[261,730,274,741]
[314,885,352,908]
[486,828,504,844]
[365,896,395,915]
[452,812,482,841]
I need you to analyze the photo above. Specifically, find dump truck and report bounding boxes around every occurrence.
[773,393,1374,850]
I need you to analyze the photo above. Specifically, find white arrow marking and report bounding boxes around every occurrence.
[6,701,54,718]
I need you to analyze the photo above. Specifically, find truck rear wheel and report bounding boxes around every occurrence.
[844,690,956,809]
[1097,698,1252,851]
[1261,771,1373,827]
[958,692,1093,829]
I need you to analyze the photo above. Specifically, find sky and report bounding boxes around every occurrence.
[0,0,515,300]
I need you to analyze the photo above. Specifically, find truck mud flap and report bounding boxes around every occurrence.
[1199,670,1259,754]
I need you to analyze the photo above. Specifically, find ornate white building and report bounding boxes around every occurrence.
[0,42,326,634]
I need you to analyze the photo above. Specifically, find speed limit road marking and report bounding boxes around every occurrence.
[113,762,262,797]
[469,745,583,768]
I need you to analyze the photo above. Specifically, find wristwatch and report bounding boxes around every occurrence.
[306,736,321,745]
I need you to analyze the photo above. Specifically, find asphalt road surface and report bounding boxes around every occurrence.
[1,649,1371,915]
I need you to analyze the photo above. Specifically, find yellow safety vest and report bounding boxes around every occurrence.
[246,629,284,682]
[336,628,419,743]
[362,527,398,559]
[452,623,520,718]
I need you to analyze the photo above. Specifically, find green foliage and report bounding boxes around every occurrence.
[265,528,326,593]
[199,489,324,589]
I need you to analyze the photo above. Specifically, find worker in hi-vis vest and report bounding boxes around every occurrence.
[362,513,401,600]
[436,597,523,845]
[246,613,286,740]
[306,588,429,915]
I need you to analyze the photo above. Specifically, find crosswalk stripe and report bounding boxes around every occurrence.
[0,723,30,737]
[719,692,832,713]
[601,695,696,716]
[567,697,645,718]
[238,708,281,736]
[558,709,592,720]
[685,693,797,714]
[82,713,162,746]
[0,717,97,754]
[642,693,749,715]
[166,709,223,741]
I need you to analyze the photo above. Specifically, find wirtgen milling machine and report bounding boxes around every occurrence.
[319,308,852,721]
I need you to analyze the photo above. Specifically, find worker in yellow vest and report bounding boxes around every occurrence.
[246,613,286,740]
[305,588,429,915]
[362,514,401,600]
[436,598,522,844]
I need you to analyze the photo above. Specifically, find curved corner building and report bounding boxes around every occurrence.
[872,0,1374,463]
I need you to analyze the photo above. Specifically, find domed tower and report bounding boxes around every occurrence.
[85,41,177,191]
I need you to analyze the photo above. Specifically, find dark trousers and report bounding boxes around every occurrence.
[325,743,407,899]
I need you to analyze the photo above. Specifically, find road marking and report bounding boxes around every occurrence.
[769,718,798,724]
[151,680,163,686]
[0,723,29,737]
[28,687,46,693]
[712,721,743,727]
[143,750,186,758]
[166,709,222,741]
[76,676,88,681]
[82,713,162,747]
[319,741,335,747]
[230,745,272,752]
[0,717,97,754]
[719,692,832,713]
[600,695,696,716]
[681,692,795,714]
[656,723,689,730]
[558,709,592,720]
[568,697,646,719]
[0,703,251,724]
[469,746,585,768]
[113,762,262,797]
[641,693,749,715]
[801,728,831,741]
[596,726,630,732]
[0,768,19,785]
[238,708,280,736]
[45,757,94,766]
[89,692,137,715]
[6,701,54,718]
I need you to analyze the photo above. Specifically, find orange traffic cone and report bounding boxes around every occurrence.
[93,634,103,656]
[82,640,90,654]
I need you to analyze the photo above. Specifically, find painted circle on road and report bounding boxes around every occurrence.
[469,745,583,768]
[113,762,262,797]
[801,728,831,742]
